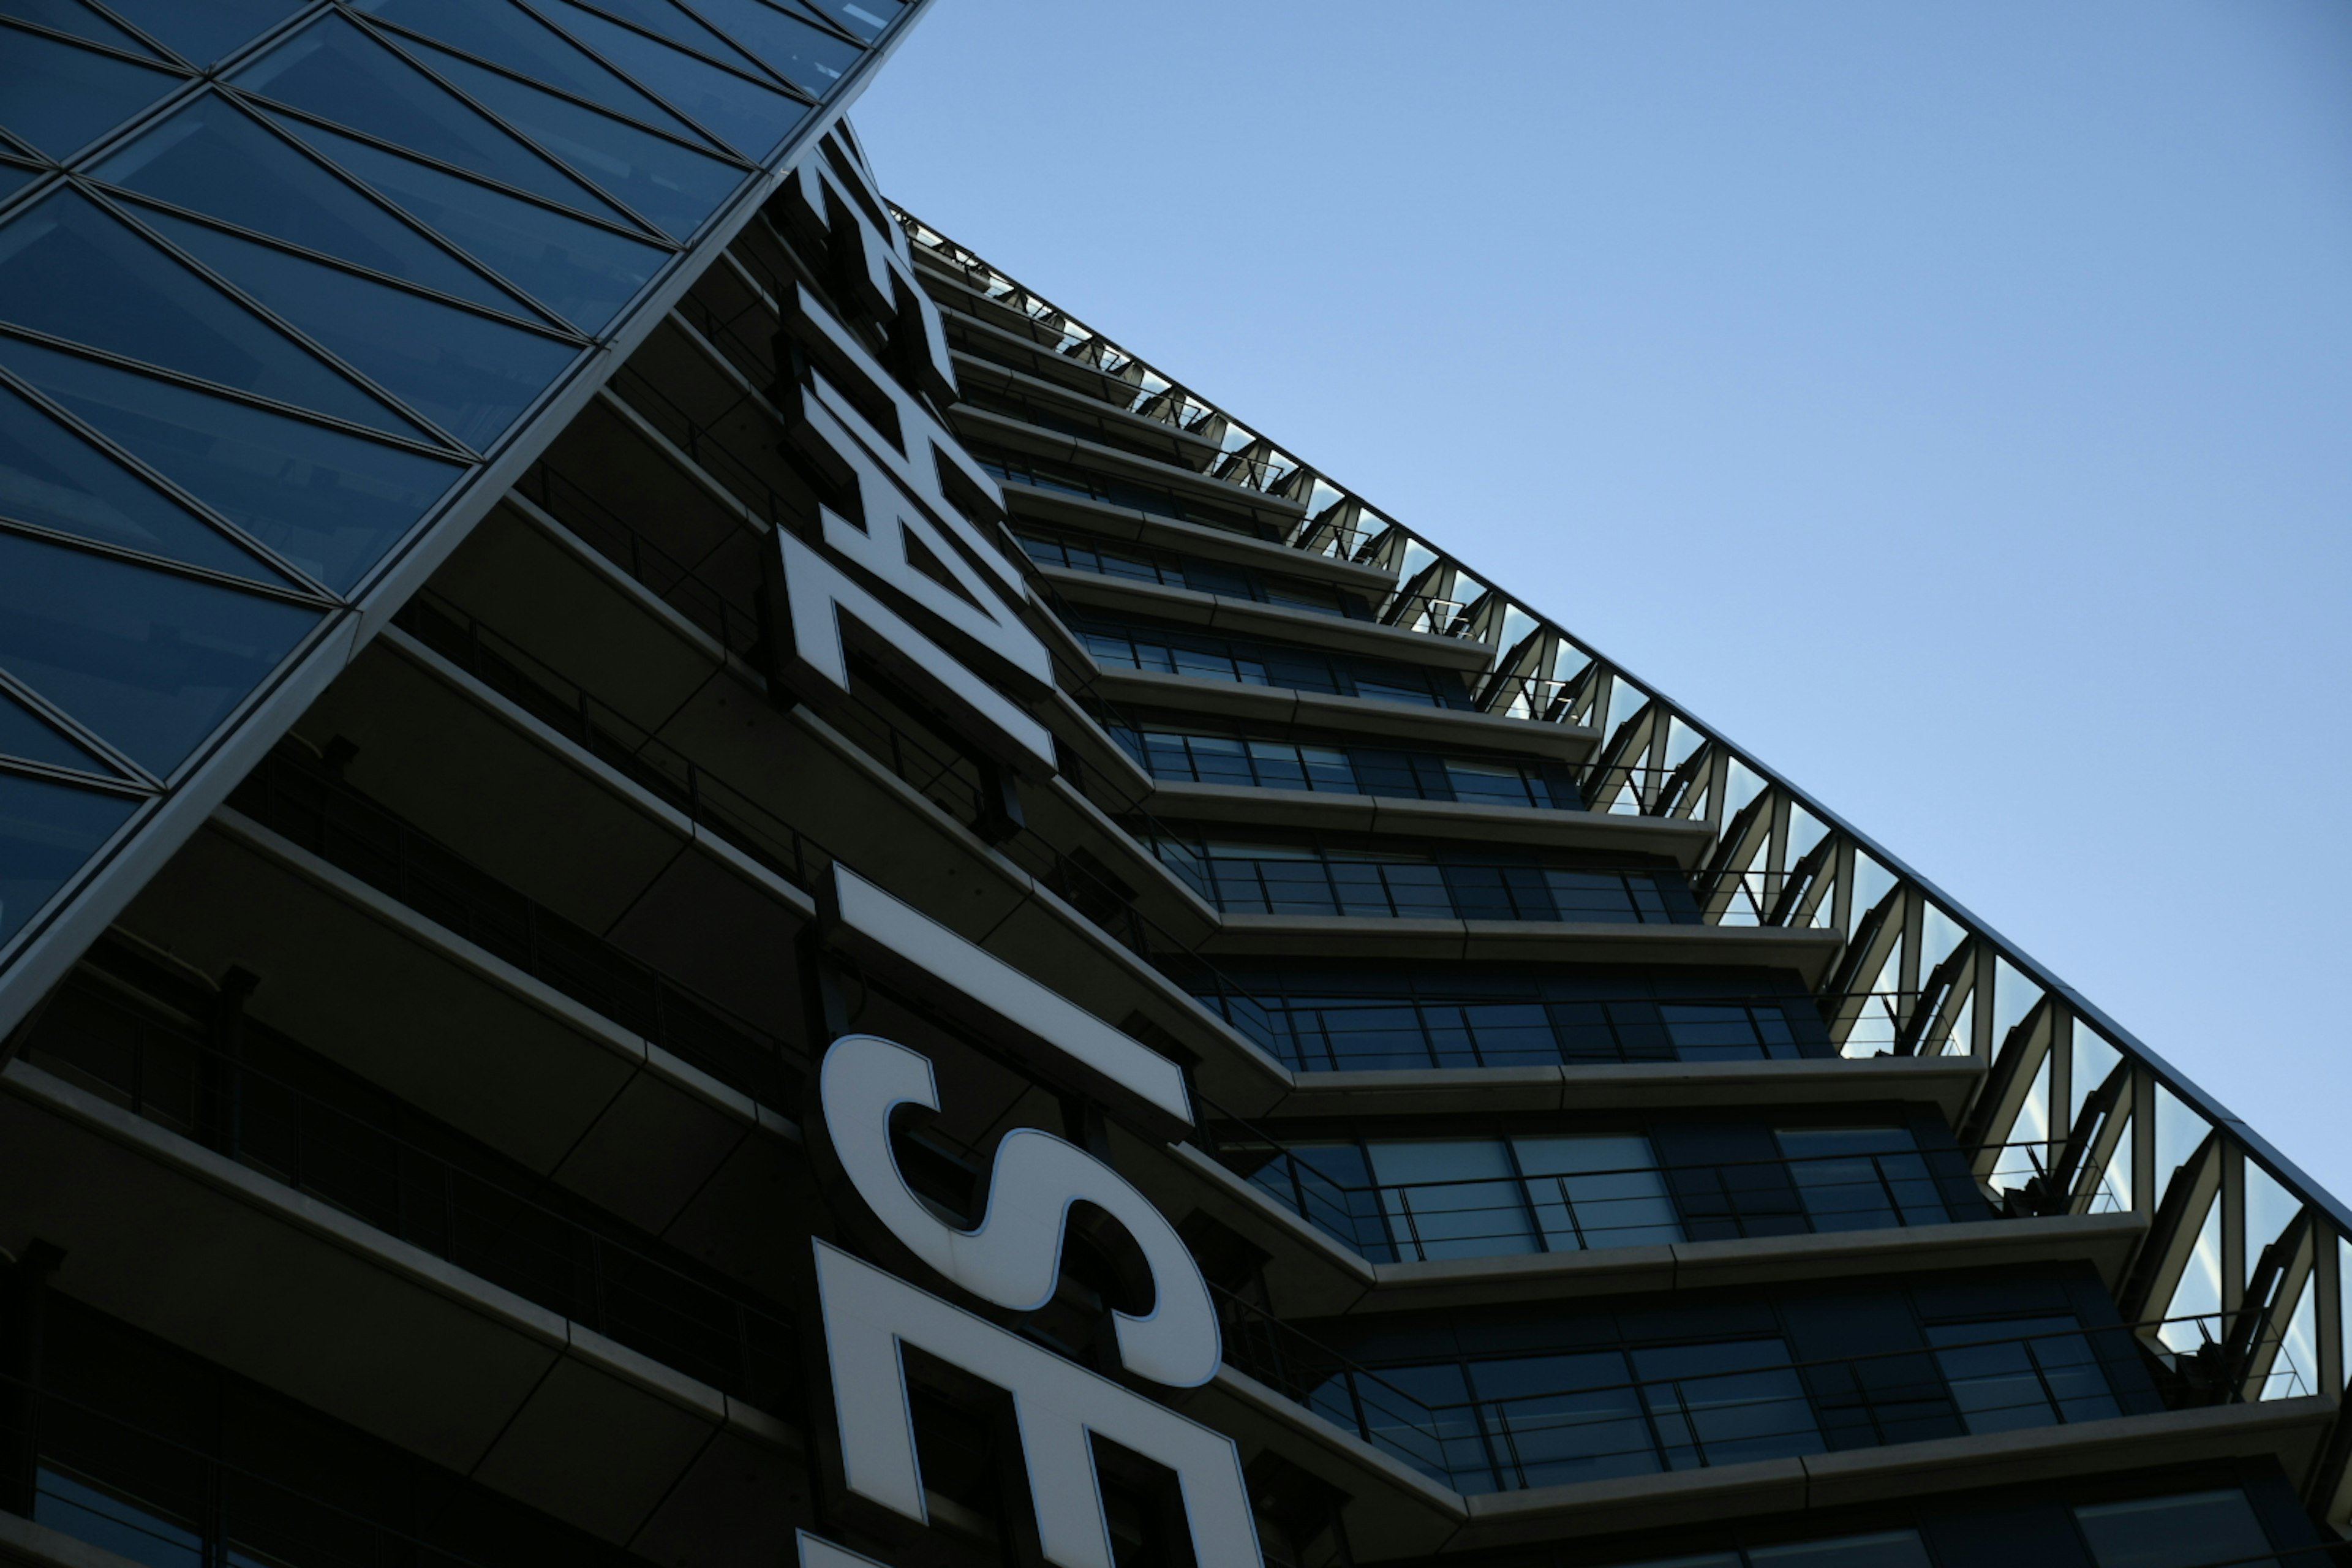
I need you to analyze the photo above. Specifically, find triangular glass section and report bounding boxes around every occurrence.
[677,0,862,99]
[137,205,579,451]
[793,0,897,45]
[0,527,319,777]
[350,0,707,146]
[92,96,546,324]
[538,0,807,159]
[0,682,119,777]
[0,189,432,442]
[401,35,742,240]
[0,160,39,205]
[263,111,661,334]
[0,0,160,58]
[0,24,183,159]
[99,0,304,66]
[0,334,462,594]
[0,376,295,585]
[232,13,631,227]
[0,767,140,949]
[2158,1193,2223,1353]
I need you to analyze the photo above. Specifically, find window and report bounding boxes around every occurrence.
[1775,1128,1947,1231]
[1630,1339,1822,1469]
[1515,1134,1683,1249]
[1369,1139,1537,1261]
[1926,1316,2119,1434]
[2075,1491,2275,1568]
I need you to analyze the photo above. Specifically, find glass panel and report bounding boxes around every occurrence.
[2242,1163,2301,1283]
[99,0,304,66]
[0,189,428,440]
[400,36,743,241]
[2072,1024,2122,1126]
[135,206,577,450]
[1775,1128,1944,1231]
[34,1466,205,1568]
[350,0,705,143]
[0,378,291,582]
[0,335,462,592]
[1513,1134,1680,1249]
[0,0,157,56]
[0,160,35,203]
[577,0,766,74]
[0,773,137,948]
[0,530,320,775]
[0,684,115,774]
[266,113,658,333]
[791,0,896,45]
[233,14,629,225]
[1368,1139,1534,1261]
[1471,1351,1654,1484]
[663,0,865,97]
[2261,1276,2319,1400]
[91,97,536,320]
[538,0,808,159]
[1629,1339,1818,1468]
[0,24,182,159]
[2160,1193,2224,1352]
[2074,1490,2272,1568]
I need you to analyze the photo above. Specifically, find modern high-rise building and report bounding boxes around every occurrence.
[0,7,2342,1568]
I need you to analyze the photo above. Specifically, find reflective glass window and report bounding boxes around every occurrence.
[2075,1491,2272,1568]
[0,189,427,440]
[0,0,159,57]
[1926,1316,2117,1434]
[137,206,578,450]
[0,685,114,774]
[1471,1351,1653,1485]
[1774,1128,1944,1231]
[1367,1140,1534,1261]
[267,112,660,333]
[0,25,182,159]
[793,0,894,46]
[402,36,742,241]
[538,0,807,160]
[575,0,768,76]
[350,0,706,145]
[0,531,320,776]
[0,335,462,592]
[233,15,629,225]
[1514,1134,1682,1249]
[0,770,138,948]
[99,0,305,66]
[0,378,291,584]
[0,160,35,203]
[92,98,537,322]
[1629,1339,1819,1468]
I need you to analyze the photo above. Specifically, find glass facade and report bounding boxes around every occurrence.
[0,0,921,981]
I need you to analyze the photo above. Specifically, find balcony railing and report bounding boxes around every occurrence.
[18,966,799,1412]
[1215,1292,2260,1496]
[1152,843,1707,926]
[1209,1135,2043,1265]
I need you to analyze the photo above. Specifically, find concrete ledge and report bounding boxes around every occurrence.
[1042,567,1495,673]
[1204,913,1846,986]
[1004,480,1398,592]
[1268,1056,1988,1123]
[1357,1212,2152,1313]
[1145,779,1718,862]
[1090,668,1599,763]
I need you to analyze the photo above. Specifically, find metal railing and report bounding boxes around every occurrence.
[516,461,763,658]
[19,973,797,1411]
[1210,1136,2062,1264]
[1150,845,1706,926]
[1214,1292,2271,1495]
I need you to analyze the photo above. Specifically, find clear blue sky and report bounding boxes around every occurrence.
[852,2,2352,1197]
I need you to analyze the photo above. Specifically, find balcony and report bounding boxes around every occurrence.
[1214,1126,2002,1267]
[1216,1294,2266,1501]
[1155,839,1700,925]
[17,954,798,1414]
